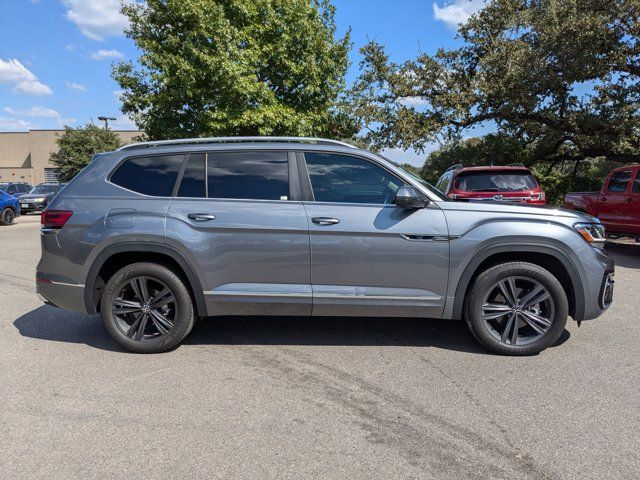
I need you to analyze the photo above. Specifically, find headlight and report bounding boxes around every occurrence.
[33,197,46,202]
[574,222,606,248]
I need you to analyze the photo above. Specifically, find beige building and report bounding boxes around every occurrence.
[0,129,141,186]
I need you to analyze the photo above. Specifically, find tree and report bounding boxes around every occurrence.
[113,0,355,140]
[348,0,640,173]
[50,124,122,182]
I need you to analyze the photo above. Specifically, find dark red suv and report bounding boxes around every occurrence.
[435,164,546,206]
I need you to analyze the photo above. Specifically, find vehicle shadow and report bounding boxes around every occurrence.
[14,305,570,354]
[13,305,122,352]
[605,242,640,269]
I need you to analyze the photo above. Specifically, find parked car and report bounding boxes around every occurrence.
[563,165,640,240]
[435,164,546,205]
[0,182,32,198]
[36,137,613,355]
[0,189,20,225]
[19,183,65,214]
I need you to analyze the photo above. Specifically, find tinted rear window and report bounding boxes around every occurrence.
[177,153,206,198]
[207,151,289,200]
[454,171,537,192]
[111,155,184,196]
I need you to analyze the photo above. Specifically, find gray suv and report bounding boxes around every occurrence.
[36,137,614,355]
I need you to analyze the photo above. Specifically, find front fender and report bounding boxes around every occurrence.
[444,220,593,321]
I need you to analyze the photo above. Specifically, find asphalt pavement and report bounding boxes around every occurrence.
[1,214,639,479]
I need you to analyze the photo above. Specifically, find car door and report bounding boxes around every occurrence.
[626,168,640,235]
[165,150,311,317]
[598,170,633,232]
[299,151,449,318]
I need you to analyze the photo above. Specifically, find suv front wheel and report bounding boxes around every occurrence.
[464,262,568,355]
[101,262,196,353]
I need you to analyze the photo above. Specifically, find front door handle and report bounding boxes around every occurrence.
[625,197,633,203]
[312,217,340,226]
[188,213,216,222]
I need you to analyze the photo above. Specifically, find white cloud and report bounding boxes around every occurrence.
[110,115,137,130]
[3,106,76,128]
[91,49,124,60]
[4,106,60,118]
[433,0,486,29]
[62,0,137,41]
[397,96,429,107]
[12,80,53,96]
[0,58,53,96]
[0,59,36,84]
[66,81,87,91]
[0,117,34,131]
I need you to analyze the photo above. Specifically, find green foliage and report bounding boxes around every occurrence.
[349,0,640,169]
[50,124,122,182]
[113,0,356,140]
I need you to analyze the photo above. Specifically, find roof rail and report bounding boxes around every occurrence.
[444,163,464,173]
[117,136,358,151]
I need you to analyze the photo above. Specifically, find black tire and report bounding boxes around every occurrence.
[0,208,15,225]
[101,262,195,353]
[464,261,568,356]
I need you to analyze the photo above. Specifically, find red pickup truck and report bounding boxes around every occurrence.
[563,164,640,239]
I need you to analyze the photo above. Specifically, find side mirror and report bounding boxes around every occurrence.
[394,186,430,209]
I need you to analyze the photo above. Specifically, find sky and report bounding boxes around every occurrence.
[0,0,487,166]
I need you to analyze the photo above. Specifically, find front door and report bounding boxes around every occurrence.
[300,152,449,318]
[165,150,311,316]
[599,170,633,233]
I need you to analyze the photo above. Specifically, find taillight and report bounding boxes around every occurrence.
[41,210,73,229]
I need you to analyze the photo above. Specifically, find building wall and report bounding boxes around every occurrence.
[0,129,141,185]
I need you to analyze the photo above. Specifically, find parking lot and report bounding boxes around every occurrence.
[1,214,638,479]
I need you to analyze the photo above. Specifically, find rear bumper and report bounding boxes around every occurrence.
[36,279,88,314]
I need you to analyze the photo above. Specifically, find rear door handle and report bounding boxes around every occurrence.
[625,197,633,203]
[312,217,340,226]
[188,213,216,222]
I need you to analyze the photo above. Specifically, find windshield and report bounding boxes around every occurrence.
[30,185,59,195]
[0,183,8,190]
[454,171,538,192]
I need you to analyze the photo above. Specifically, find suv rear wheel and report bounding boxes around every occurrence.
[464,262,568,355]
[101,262,195,353]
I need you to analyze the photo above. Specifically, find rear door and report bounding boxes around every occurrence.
[598,170,633,233]
[165,150,311,316]
[300,151,449,318]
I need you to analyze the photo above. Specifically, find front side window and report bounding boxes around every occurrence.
[207,151,289,200]
[305,153,404,204]
[608,171,632,193]
[110,155,184,196]
[632,171,640,193]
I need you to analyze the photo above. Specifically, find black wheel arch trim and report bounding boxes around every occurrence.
[452,243,586,322]
[84,242,207,316]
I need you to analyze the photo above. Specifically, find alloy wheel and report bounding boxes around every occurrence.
[481,276,555,346]
[112,276,177,342]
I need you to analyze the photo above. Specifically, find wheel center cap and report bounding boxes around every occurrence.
[142,304,150,313]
